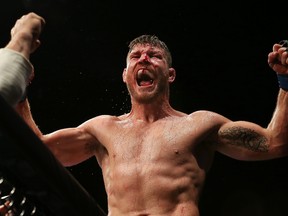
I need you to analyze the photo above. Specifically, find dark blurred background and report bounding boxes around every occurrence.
[1,1,288,215]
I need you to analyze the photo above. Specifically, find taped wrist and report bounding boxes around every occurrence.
[0,48,33,106]
[277,74,288,91]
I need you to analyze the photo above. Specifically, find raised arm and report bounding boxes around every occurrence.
[6,13,46,137]
[266,41,288,138]
[6,13,102,167]
[0,13,44,107]
[215,41,288,161]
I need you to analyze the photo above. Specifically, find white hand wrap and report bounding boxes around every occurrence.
[0,48,33,107]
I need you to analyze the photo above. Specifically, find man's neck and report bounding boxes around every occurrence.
[128,101,176,123]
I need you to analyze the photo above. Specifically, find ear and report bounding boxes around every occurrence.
[168,68,176,83]
[122,68,127,83]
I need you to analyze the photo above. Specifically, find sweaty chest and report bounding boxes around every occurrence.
[106,120,202,162]
[99,119,209,202]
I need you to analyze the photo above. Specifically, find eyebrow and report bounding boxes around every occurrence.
[130,49,163,55]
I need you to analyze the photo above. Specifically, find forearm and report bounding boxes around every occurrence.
[267,89,288,146]
[0,48,33,107]
[15,99,43,138]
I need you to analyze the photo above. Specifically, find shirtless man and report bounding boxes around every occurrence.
[10,13,288,216]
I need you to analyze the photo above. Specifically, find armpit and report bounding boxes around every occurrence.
[218,126,268,152]
[84,142,98,154]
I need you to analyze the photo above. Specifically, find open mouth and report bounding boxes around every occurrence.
[136,69,154,86]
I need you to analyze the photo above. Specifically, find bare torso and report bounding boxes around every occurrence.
[88,112,218,216]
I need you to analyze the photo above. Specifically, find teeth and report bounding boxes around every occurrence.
[140,79,153,86]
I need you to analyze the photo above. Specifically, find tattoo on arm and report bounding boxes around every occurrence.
[219,126,268,152]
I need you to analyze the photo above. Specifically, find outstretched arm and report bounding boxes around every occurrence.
[215,41,288,160]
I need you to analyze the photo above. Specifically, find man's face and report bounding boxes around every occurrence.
[123,44,173,103]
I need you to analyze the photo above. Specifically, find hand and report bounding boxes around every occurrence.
[6,12,45,59]
[0,202,9,216]
[268,41,288,75]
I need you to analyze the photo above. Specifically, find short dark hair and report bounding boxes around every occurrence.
[128,35,172,67]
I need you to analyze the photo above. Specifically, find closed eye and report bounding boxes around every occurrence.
[130,54,140,60]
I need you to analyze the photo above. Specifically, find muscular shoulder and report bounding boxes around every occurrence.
[185,110,231,142]
[79,114,121,130]
[188,110,230,126]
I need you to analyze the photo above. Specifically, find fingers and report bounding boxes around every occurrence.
[0,202,9,216]
[7,12,45,56]
[11,12,45,39]
[268,42,288,74]
[279,48,288,65]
